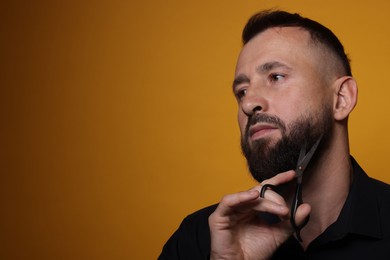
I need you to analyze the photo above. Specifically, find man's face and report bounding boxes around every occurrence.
[233,27,334,182]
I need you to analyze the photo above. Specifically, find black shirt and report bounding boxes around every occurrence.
[159,158,390,259]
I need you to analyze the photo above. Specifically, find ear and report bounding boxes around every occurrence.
[333,76,358,121]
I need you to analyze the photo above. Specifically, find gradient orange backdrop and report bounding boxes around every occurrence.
[1,1,390,259]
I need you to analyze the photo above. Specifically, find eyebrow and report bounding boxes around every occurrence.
[256,61,292,73]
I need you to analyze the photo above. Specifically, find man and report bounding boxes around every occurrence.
[159,10,390,259]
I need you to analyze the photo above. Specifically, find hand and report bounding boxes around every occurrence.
[208,170,311,260]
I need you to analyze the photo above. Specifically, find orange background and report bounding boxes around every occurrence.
[1,1,390,259]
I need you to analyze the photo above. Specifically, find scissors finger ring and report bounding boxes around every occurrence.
[259,184,277,198]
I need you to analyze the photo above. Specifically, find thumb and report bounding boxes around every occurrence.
[294,203,311,226]
[291,203,311,240]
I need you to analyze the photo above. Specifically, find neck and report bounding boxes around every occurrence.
[296,127,353,249]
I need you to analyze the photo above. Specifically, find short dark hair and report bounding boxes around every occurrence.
[242,10,352,76]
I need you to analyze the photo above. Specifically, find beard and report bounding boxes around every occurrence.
[241,104,333,183]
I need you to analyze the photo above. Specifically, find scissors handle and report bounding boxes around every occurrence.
[259,184,277,198]
[290,182,310,242]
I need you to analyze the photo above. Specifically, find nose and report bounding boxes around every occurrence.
[241,88,267,116]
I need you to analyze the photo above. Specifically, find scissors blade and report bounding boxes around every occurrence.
[295,135,323,177]
[291,134,323,241]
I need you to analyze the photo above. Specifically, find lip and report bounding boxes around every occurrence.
[249,124,278,140]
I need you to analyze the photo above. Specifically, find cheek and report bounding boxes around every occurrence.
[275,101,303,124]
[276,90,318,121]
[237,111,247,135]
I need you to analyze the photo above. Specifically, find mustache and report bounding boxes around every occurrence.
[245,113,286,136]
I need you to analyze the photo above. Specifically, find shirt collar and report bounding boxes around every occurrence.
[308,156,382,249]
[343,156,382,239]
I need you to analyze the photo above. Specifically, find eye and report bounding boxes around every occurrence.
[235,88,247,101]
[269,73,285,82]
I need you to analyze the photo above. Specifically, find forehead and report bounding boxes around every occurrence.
[235,27,321,73]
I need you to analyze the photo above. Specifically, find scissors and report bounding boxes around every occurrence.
[260,135,323,242]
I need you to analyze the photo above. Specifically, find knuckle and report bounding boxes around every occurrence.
[220,194,232,205]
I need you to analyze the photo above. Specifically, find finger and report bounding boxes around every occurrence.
[213,190,288,218]
[250,185,286,206]
[255,196,289,217]
[215,190,261,216]
[292,203,311,227]
[261,170,296,186]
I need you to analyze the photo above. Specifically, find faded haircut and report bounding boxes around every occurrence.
[242,10,352,76]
